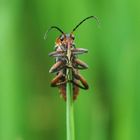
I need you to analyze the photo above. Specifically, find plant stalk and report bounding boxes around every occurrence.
[66,68,75,140]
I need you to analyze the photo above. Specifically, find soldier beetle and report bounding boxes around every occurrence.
[44,16,99,100]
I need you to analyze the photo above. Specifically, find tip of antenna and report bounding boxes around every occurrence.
[44,33,47,40]
[91,16,100,28]
[44,28,51,40]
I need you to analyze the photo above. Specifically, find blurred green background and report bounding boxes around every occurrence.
[0,0,140,140]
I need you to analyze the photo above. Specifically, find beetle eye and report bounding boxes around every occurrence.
[60,38,64,41]
[60,35,64,41]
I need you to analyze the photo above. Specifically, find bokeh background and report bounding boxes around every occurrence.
[0,0,140,140]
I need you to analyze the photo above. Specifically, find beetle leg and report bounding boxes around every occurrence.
[49,61,65,73]
[51,72,63,87]
[51,70,68,87]
[73,59,88,69]
[73,79,79,100]
[72,48,88,55]
[49,51,65,57]
[72,72,89,89]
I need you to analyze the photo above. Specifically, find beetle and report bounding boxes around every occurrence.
[45,16,99,100]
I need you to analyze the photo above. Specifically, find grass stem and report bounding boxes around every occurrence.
[66,68,75,140]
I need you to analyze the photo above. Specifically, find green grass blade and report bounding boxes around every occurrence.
[66,69,75,140]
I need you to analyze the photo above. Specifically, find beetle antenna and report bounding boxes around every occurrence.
[44,26,64,40]
[72,16,99,33]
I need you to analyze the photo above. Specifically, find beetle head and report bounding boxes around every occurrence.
[56,33,75,49]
